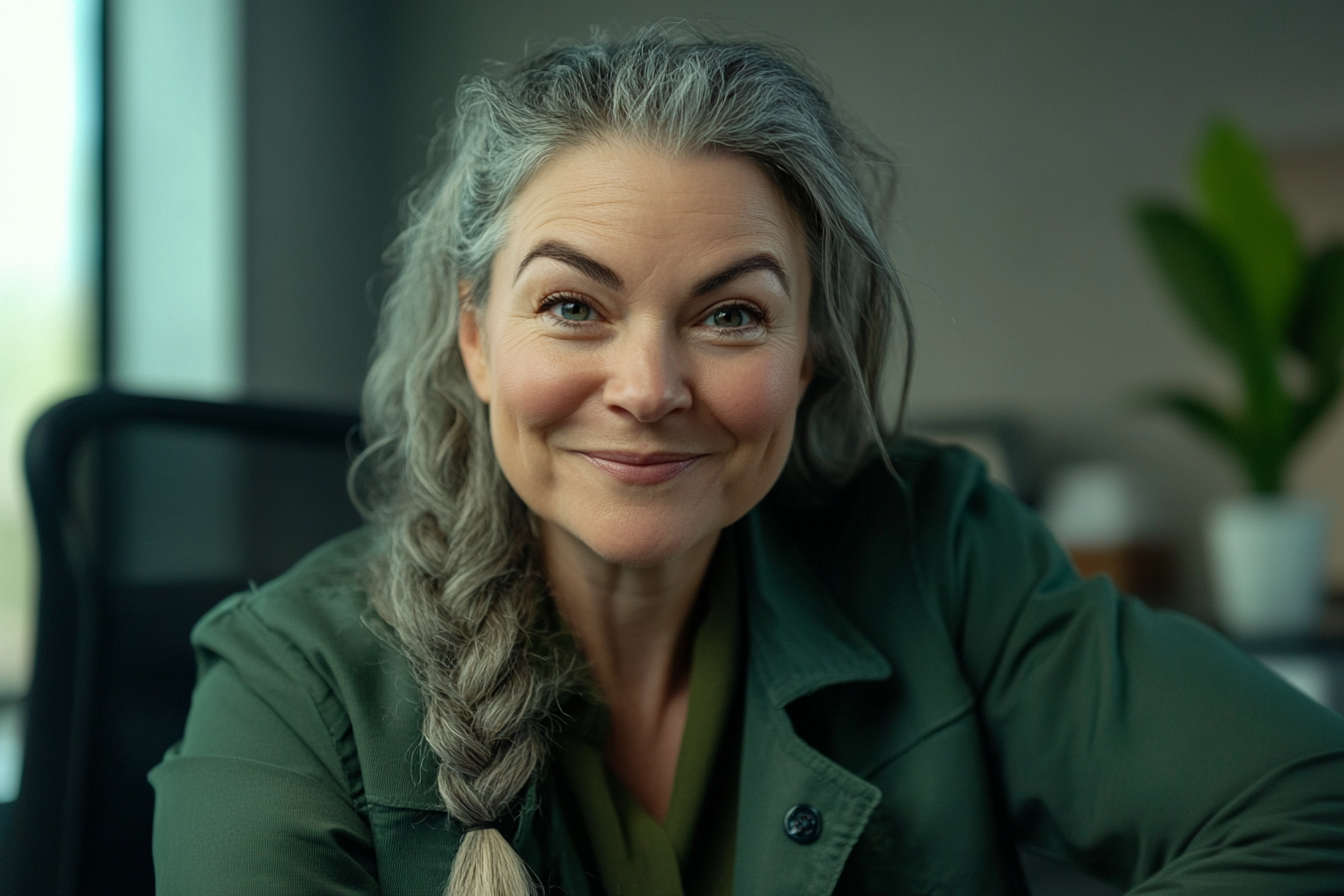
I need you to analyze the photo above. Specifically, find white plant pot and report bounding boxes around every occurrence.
[1207,496,1330,638]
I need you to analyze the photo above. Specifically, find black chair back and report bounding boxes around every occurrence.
[1,390,363,895]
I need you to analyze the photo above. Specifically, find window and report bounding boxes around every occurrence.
[0,0,100,799]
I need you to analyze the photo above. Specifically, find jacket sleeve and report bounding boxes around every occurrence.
[923,448,1344,894]
[148,594,381,896]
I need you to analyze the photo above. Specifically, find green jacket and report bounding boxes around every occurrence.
[150,441,1344,895]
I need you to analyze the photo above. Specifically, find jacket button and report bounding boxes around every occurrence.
[783,804,822,844]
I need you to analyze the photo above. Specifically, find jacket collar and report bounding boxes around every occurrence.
[739,509,891,706]
[730,507,890,896]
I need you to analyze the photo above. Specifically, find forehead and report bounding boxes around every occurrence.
[498,138,807,270]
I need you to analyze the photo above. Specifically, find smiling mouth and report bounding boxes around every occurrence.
[577,451,705,485]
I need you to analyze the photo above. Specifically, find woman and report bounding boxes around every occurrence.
[151,27,1344,896]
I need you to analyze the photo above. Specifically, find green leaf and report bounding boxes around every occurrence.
[1290,243,1344,376]
[1197,119,1303,344]
[1133,203,1258,361]
[1149,390,1248,460]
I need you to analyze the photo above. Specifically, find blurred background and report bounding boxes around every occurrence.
[2,0,1344,825]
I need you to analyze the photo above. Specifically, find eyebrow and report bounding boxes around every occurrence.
[692,254,791,298]
[515,242,622,290]
[515,241,792,298]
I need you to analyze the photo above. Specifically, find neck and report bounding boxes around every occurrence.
[541,522,719,707]
[541,522,722,822]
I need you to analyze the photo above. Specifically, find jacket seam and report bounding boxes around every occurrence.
[861,698,976,779]
[230,597,369,812]
[365,796,448,812]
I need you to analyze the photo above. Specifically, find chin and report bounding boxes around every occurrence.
[561,505,723,568]
[582,527,714,568]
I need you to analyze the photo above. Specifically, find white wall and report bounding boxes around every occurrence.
[389,0,1344,610]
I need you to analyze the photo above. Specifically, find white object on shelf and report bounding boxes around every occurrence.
[1208,496,1330,637]
[1042,463,1158,548]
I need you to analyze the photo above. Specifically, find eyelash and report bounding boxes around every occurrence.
[536,294,770,334]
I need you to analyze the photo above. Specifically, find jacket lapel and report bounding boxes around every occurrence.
[731,511,891,896]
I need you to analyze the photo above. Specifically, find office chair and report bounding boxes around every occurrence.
[0,390,363,895]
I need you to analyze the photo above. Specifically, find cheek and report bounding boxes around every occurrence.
[700,351,806,447]
[490,337,597,432]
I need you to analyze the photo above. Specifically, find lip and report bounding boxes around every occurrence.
[576,450,706,485]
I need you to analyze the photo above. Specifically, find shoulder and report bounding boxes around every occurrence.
[756,436,1063,642]
[191,528,393,686]
[886,435,993,500]
[195,527,384,647]
[190,528,436,809]
[763,435,1006,558]
[886,436,1054,588]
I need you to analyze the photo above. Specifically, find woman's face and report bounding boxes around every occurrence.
[459,138,812,568]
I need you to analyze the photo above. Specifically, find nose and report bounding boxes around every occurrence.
[603,328,692,422]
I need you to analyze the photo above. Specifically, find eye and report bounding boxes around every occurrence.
[703,303,761,329]
[556,299,594,321]
[540,296,597,323]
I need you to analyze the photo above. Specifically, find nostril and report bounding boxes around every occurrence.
[604,341,691,421]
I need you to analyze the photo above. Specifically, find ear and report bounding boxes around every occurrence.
[797,349,814,400]
[457,288,491,404]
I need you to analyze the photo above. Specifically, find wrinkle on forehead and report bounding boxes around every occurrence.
[499,137,808,295]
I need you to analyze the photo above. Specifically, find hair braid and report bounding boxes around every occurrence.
[371,410,574,895]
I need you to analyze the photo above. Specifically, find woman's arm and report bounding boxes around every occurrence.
[928,447,1344,893]
[149,594,380,896]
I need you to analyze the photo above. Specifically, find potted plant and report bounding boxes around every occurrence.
[1134,119,1344,637]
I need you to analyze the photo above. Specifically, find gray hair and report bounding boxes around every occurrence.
[354,24,910,896]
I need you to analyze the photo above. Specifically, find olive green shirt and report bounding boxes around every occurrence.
[150,441,1344,895]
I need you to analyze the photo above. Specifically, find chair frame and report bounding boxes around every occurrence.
[1,389,360,895]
